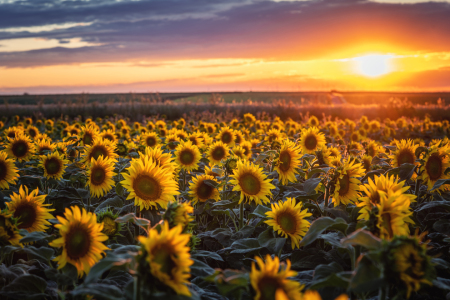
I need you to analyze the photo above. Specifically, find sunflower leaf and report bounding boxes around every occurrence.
[19,231,50,244]
[248,205,271,219]
[299,217,348,247]
[431,179,450,191]
[349,254,384,293]
[340,229,382,250]
[303,177,322,195]
[257,228,286,254]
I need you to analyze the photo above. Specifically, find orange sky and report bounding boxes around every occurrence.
[1,0,450,94]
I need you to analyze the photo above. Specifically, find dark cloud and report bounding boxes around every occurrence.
[1,0,450,68]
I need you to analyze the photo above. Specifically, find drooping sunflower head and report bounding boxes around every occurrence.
[163,201,194,230]
[0,210,23,247]
[208,141,229,166]
[390,139,418,168]
[49,206,109,277]
[81,137,118,164]
[0,151,19,190]
[138,223,193,296]
[97,209,121,238]
[275,140,301,185]
[140,132,161,148]
[265,198,312,249]
[299,127,326,154]
[39,151,69,180]
[229,160,275,205]
[188,174,220,204]
[121,155,179,210]
[174,140,201,172]
[6,185,54,233]
[217,126,235,146]
[420,144,450,190]
[86,155,117,198]
[332,158,365,206]
[250,255,303,300]
[5,133,35,162]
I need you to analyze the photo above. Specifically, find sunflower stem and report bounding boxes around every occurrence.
[323,185,330,215]
[415,179,422,197]
[239,202,244,229]
[378,286,387,300]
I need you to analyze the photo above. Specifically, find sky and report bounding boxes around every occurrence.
[1,0,450,94]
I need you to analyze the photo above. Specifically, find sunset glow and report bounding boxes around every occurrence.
[354,54,393,78]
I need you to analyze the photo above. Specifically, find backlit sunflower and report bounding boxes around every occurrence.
[250,255,303,300]
[165,134,181,150]
[86,156,117,198]
[366,140,383,157]
[188,174,220,204]
[232,145,247,160]
[299,127,326,154]
[275,140,301,185]
[266,129,282,143]
[332,158,365,206]
[390,139,418,168]
[138,223,193,296]
[420,144,450,191]
[217,126,235,147]
[26,125,39,139]
[174,140,201,172]
[265,198,312,249]
[0,210,23,246]
[140,132,161,148]
[241,141,253,159]
[0,151,19,189]
[207,141,229,166]
[121,155,179,210]
[79,125,99,146]
[204,165,222,177]
[81,137,118,164]
[361,155,372,172]
[5,133,35,162]
[229,160,275,205]
[39,152,69,180]
[99,129,117,143]
[50,206,109,277]
[187,132,204,149]
[6,185,54,233]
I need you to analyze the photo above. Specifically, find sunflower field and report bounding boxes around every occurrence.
[1,113,450,300]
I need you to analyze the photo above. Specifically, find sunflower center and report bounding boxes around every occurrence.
[83,133,94,145]
[197,182,214,200]
[152,245,176,276]
[146,137,157,147]
[370,191,381,205]
[279,150,291,172]
[221,132,232,144]
[304,135,318,150]
[91,166,106,186]
[0,161,7,181]
[397,149,415,165]
[102,216,117,236]
[133,175,162,201]
[277,212,297,234]
[239,173,261,195]
[257,276,283,300]
[103,134,114,142]
[90,145,108,160]
[426,153,443,181]
[12,141,29,158]
[13,203,37,229]
[7,132,16,138]
[45,157,61,175]
[212,147,226,161]
[338,174,350,196]
[65,225,91,260]
[28,129,37,137]
[179,149,195,166]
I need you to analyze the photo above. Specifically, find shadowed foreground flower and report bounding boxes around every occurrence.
[138,223,193,296]
[49,206,109,277]
[250,255,303,300]
[0,151,19,189]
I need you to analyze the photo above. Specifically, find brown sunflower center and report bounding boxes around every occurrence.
[197,181,214,200]
[397,149,415,165]
[277,212,297,234]
[45,157,62,175]
[304,134,318,150]
[338,174,350,196]
[257,276,283,300]
[90,145,108,160]
[28,128,37,137]
[221,132,233,144]
[11,140,29,158]
[235,135,242,144]
[14,203,37,229]
[152,245,176,276]
[0,161,7,181]
[212,147,226,161]
[103,134,115,142]
[146,136,157,147]
[239,173,261,195]
[279,151,291,172]
[370,191,381,205]
[102,216,117,236]
[426,153,443,181]
[83,133,94,145]
[65,224,92,260]
[179,149,195,166]
[91,166,106,186]
[133,175,162,201]
[7,131,16,138]
[70,129,79,135]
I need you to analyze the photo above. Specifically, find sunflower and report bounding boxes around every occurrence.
[207,141,229,166]
[138,223,193,296]
[49,206,109,277]
[204,165,222,177]
[86,156,117,198]
[165,134,181,150]
[217,126,236,147]
[97,210,122,238]
[5,133,35,162]
[389,139,418,169]
[35,138,55,155]
[121,155,179,210]
[174,140,201,172]
[234,130,245,145]
[299,127,326,154]
[0,151,19,189]
[365,140,383,157]
[240,141,253,159]
[229,160,275,205]
[141,146,178,175]
[3,127,23,139]
[0,210,23,246]
[26,125,39,139]
[81,137,118,164]
[250,255,303,300]
[140,132,161,148]
[99,129,117,143]
[79,125,99,146]
[188,174,220,204]
[420,144,450,191]
[361,155,372,172]
[39,152,69,180]
[187,132,204,149]
[163,201,194,230]
[265,198,312,249]
[275,140,301,185]
[231,145,247,160]
[303,291,348,300]
[308,116,319,127]
[266,129,282,143]
[332,158,365,206]
[6,185,54,233]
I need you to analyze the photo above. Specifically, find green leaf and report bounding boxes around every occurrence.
[300,217,348,247]
[431,179,450,191]
[22,246,54,263]
[249,205,271,219]
[258,228,286,254]
[349,255,384,293]
[115,213,150,227]
[95,196,123,213]
[303,178,322,195]
[191,258,216,277]
[340,229,382,250]
[385,163,416,182]
[310,262,349,289]
[204,179,219,188]
[19,231,50,244]
[0,274,47,298]
[191,250,224,262]
[115,182,124,196]
[231,238,263,254]
[417,201,450,212]
[433,219,450,235]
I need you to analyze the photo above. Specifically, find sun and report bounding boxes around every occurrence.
[354,54,393,77]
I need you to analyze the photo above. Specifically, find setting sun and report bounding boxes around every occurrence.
[354,54,393,77]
